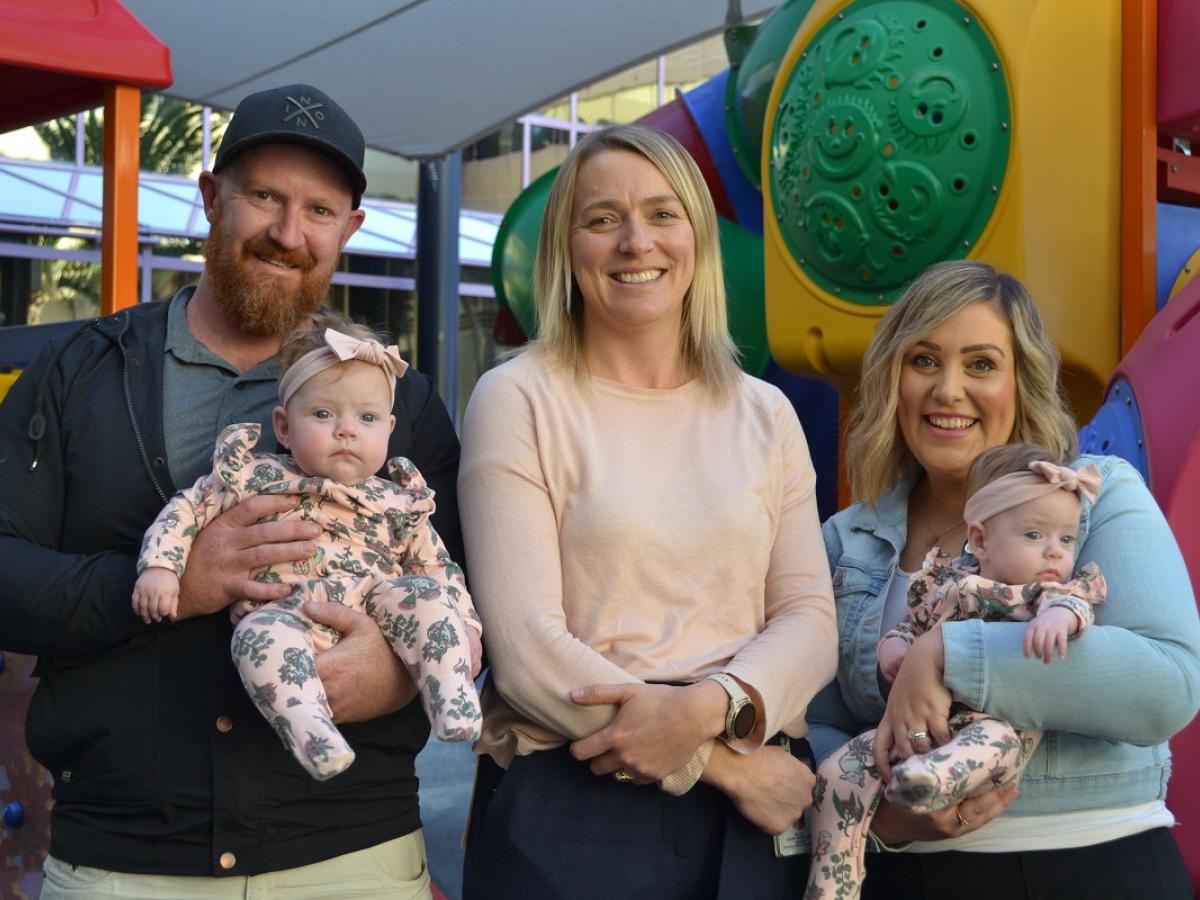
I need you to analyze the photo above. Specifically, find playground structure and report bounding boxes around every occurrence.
[1,0,1200,895]
[0,2,170,896]
[490,0,1200,883]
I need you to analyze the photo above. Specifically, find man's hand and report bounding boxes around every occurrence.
[467,625,483,678]
[176,495,319,620]
[306,601,418,724]
[132,567,181,624]
[1024,607,1077,663]
[702,741,815,835]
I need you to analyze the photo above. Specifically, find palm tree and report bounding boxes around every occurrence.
[33,109,104,165]
[33,94,226,174]
[27,97,226,321]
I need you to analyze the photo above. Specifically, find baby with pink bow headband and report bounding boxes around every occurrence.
[133,314,483,780]
[806,444,1106,900]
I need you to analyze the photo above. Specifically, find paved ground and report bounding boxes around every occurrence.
[414,738,476,900]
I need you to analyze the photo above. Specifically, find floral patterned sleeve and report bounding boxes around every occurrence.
[136,423,257,578]
[880,547,959,647]
[387,456,481,636]
[135,474,223,578]
[1030,562,1106,637]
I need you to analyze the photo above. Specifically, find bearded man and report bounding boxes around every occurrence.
[0,84,459,899]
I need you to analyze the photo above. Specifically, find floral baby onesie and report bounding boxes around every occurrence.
[138,423,482,780]
[805,549,1105,900]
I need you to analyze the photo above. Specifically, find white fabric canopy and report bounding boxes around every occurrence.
[122,0,777,159]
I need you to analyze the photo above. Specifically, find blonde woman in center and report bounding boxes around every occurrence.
[457,124,837,898]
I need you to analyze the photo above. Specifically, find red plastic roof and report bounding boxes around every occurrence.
[0,0,171,133]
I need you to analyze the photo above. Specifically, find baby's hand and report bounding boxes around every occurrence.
[1024,606,1078,664]
[877,635,910,683]
[467,625,483,678]
[132,568,181,624]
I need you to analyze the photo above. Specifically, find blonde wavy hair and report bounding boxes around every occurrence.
[847,260,1079,504]
[531,124,740,394]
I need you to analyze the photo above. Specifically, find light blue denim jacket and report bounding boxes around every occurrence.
[807,454,1200,816]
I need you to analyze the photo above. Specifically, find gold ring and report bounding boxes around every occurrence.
[956,809,970,828]
[613,768,635,783]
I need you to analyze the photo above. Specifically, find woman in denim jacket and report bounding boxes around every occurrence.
[807,260,1200,899]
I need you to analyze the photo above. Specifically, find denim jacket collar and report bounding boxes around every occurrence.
[847,475,916,558]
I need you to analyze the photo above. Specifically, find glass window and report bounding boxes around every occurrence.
[457,294,501,429]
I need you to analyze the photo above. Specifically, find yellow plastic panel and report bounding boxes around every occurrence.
[1169,246,1200,302]
[0,370,19,402]
[764,0,1122,412]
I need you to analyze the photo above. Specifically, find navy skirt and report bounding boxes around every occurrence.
[462,740,812,900]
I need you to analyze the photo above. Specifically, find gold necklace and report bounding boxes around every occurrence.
[926,518,965,549]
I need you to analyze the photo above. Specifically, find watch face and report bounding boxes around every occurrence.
[732,703,756,740]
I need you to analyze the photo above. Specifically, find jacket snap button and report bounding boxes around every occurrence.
[216,715,233,733]
[832,571,845,587]
[219,852,237,870]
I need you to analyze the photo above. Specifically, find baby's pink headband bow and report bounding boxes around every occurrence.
[277,328,409,408]
[964,460,1102,526]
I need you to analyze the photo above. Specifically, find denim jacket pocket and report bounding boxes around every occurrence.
[1014,732,1171,813]
[831,561,891,723]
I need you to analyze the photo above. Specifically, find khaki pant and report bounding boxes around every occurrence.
[40,831,432,900]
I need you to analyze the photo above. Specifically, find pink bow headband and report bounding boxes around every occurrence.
[277,328,409,408]
[964,460,1103,526]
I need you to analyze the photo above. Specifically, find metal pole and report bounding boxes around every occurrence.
[521,119,532,188]
[202,106,213,170]
[75,112,86,166]
[141,243,154,304]
[415,152,462,421]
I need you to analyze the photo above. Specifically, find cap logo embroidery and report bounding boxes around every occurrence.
[284,95,325,129]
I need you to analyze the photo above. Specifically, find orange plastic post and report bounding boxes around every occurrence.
[101,82,142,316]
[1121,0,1157,354]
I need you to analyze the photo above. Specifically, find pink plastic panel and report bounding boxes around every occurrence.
[1159,0,1200,138]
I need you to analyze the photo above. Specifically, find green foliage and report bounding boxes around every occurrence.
[33,110,104,165]
[22,96,224,324]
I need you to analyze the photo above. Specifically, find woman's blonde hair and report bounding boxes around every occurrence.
[532,123,740,394]
[277,308,379,377]
[847,260,1079,503]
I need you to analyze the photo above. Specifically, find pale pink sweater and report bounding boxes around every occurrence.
[458,350,836,794]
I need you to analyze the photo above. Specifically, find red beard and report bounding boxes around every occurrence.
[203,209,337,337]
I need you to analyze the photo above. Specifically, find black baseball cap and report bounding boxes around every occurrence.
[213,84,367,208]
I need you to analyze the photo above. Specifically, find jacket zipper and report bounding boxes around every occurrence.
[116,313,170,503]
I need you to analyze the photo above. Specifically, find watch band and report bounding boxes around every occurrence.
[703,672,756,745]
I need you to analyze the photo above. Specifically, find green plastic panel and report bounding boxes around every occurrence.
[768,0,1011,304]
[725,0,818,189]
[490,167,770,375]
[490,167,556,340]
[717,214,770,376]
